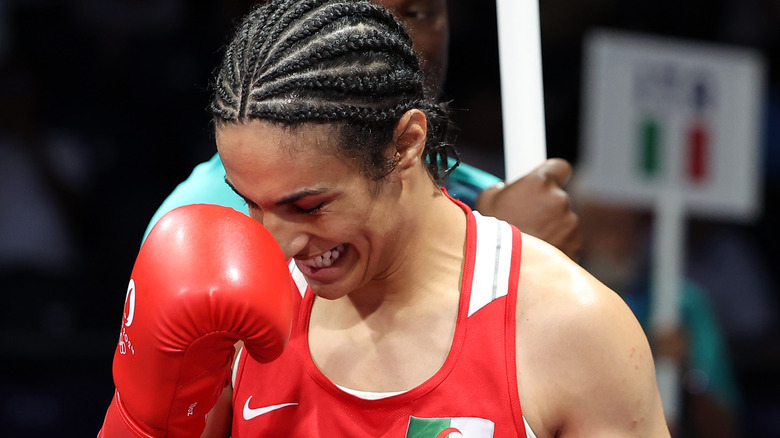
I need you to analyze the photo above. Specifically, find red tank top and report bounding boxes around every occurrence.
[232,203,525,437]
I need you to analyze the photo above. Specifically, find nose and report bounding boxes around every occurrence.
[256,210,308,260]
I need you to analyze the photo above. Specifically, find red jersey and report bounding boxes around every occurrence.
[231,203,527,437]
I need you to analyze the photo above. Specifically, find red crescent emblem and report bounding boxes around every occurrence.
[436,427,463,438]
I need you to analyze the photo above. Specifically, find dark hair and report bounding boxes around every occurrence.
[210,0,458,182]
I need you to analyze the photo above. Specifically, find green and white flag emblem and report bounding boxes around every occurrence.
[405,416,495,437]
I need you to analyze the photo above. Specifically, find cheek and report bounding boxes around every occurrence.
[413,30,446,62]
[412,33,448,90]
[336,203,391,245]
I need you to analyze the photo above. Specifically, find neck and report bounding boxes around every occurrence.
[306,176,467,391]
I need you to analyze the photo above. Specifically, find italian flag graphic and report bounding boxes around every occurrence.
[405,416,495,437]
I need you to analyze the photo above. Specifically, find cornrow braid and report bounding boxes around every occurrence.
[211,0,458,183]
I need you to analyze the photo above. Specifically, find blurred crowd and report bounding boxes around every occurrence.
[0,0,778,436]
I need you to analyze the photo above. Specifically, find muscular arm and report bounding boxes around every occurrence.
[515,234,669,438]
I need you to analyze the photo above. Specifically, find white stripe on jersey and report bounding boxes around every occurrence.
[468,212,514,317]
[289,261,307,298]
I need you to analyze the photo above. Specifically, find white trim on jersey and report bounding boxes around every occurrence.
[334,384,406,400]
[524,417,538,438]
[468,212,515,317]
[232,347,243,388]
[289,261,308,298]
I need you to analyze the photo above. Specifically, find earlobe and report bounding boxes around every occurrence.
[392,109,427,171]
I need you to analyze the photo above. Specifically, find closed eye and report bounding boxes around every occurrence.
[294,203,324,215]
[241,197,258,208]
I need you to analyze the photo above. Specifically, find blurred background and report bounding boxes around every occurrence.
[0,0,777,436]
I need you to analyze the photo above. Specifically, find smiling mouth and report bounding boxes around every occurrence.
[297,244,346,269]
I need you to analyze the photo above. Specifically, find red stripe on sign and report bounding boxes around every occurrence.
[687,122,708,183]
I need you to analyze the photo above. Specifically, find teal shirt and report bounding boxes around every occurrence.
[143,153,501,242]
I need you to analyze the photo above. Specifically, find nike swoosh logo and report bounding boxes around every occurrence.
[243,396,298,420]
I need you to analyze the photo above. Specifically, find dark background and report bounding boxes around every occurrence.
[0,0,778,436]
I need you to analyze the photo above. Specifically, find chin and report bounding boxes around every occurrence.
[307,283,348,301]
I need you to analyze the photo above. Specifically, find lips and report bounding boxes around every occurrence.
[297,244,346,269]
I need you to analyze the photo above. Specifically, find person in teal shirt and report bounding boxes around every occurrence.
[143,0,581,260]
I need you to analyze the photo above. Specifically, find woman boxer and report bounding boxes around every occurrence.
[100,1,669,436]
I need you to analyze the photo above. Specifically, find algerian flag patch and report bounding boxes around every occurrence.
[405,416,495,437]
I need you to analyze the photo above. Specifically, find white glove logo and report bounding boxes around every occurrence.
[119,279,137,355]
[124,279,136,327]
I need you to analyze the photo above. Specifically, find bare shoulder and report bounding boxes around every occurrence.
[515,233,669,438]
[515,233,631,330]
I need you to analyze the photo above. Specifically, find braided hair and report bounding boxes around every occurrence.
[210,0,458,182]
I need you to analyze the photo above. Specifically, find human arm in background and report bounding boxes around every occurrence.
[475,158,580,260]
[652,282,743,438]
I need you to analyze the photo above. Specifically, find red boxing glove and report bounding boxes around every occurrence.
[98,204,293,438]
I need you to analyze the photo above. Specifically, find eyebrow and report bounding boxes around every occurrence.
[224,177,255,206]
[274,188,329,206]
[224,176,328,207]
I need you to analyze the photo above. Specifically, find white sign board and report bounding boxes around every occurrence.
[579,29,766,221]
[578,29,767,424]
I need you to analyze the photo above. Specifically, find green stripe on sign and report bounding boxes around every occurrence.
[639,116,661,178]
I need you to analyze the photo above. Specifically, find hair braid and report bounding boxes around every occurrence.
[211,0,458,182]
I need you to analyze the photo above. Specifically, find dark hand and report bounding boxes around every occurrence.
[475,158,581,260]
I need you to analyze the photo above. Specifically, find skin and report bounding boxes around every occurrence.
[219,114,467,392]
[476,159,580,260]
[375,0,451,94]
[202,111,669,438]
[514,233,669,437]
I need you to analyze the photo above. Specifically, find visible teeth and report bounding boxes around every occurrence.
[303,244,345,269]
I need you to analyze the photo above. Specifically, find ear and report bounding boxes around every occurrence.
[392,109,427,174]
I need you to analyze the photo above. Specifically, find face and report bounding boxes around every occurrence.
[216,121,408,300]
[377,0,450,92]
[578,201,648,291]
